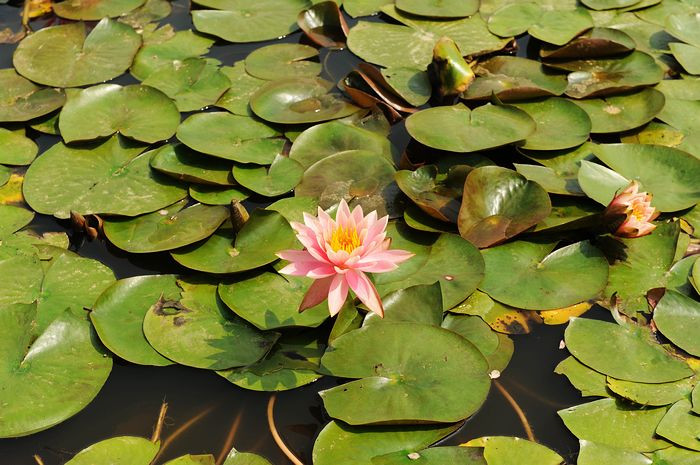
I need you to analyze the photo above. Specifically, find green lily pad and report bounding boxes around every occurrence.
[479,241,609,310]
[565,317,693,383]
[149,144,235,186]
[666,13,700,48]
[651,446,700,465]
[312,421,460,465]
[591,143,700,211]
[164,455,215,465]
[576,441,653,465]
[462,56,568,101]
[319,322,490,424]
[559,398,670,452]
[487,3,543,37]
[29,111,61,135]
[189,185,250,205]
[141,57,231,112]
[223,448,273,465]
[576,159,629,206]
[555,356,609,397]
[395,0,478,18]
[103,201,229,253]
[58,84,180,144]
[218,333,324,391]
[395,165,463,223]
[0,69,65,122]
[266,196,318,223]
[569,88,665,134]
[458,166,551,248]
[463,436,564,465]
[372,447,486,465]
[119,0,172,29]
[654,290,700,357]
[0,245,42,307]
[364,283,443,327]
[65,436,159,465]
[233,155,304,197]
[143,279,278,370]
[582,0,640,10]
[656,399,700,451]
[218,270,329,330]
[192,0,311,43]
[607,375,697,407]
[0,128,37,166]
[171,210,297,274]
[53,0,146,20]
[177,112,280,162]
[13,19,141,88]
[0,306,112,438]
[0,166,10,188]
[131,27,215,80]
[215,62,266,116]
[250,77,359,124]
[343,0,392,17]
[295,149,400,217]
[91,275,180,366]
[670,42,700,75]
[245,44,321,80]
[380,68,431,107]
[0,205,34,238]
[519,143,596,197]
[547,51,664,99]
[406,104,535,153]
[441,314,505,369]
[512,98,591,151]
[529,8,594,46]
[656,97,700,135]
[540,27,636,59]
[24,136,187,219]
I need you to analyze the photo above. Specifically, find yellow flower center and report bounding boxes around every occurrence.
[630,203,647,221]
[330,226,361,253]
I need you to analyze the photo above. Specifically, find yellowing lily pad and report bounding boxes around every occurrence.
[53,0,146,20]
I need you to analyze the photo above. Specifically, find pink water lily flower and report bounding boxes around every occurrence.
[276,200,414,317]
[605,181,659,238]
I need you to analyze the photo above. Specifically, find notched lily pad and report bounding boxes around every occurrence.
[53,0,147,20]
[540,27,636,59]
[233,155,304,197]
[570,88,665,134]
[245,43,321,80]
[0,69,65,122]
[149,144,236,186]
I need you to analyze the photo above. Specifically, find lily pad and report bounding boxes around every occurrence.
[171,210,297,274]
[58,84,180,144]
[582,0,640,10]
[458,166,551,248]
[0,205,33,238]
[13,19,142,88]
[479,241,609,310]
[177,112,280,163]
[570,88,665,134]
[555,356,609,398]
[0,69,65,122]
[364,283,443,327]
[462,56,568,101]
[215,62,267,116]
[343,0,392,17]
[406,103,536,153]
[565,317,693,383]
[666,12,700,48]
[576,441,653,465]
[319,322,490,424]
[149,144,236,186]
[540,27,636,59]
[53,0,146,20]
[143,279,278,370]
[654,290,700,357]
[24,136,187,219]
[669,43,700,75]
[529,8,594,46]
[250,77,359,124]
[487,3,543,37]
[245,44,320,80]
[372,447,486,465]
[103,201,229,253]
[131,27,215,80]
[395,165,462,223]
[380,67,431,107]
[607,376,697,407]
[0,306,112,438]
[0,128,37,165]
[189,185,250,205]
[192,0,311,43]
[223,449,274,465]
[395,0,478,18]
[65,436,159,465]
[233,155,304,197]
[463,436,564,465]
[656,399,700,451]
[298,1,349,49]
[91,275,180,366]
[512,98,591,151]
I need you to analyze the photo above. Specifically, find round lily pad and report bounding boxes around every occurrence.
[529,7,593,46]
[569,88,665,134]
[540,28,636,59]
[0,69,65,122]
[0,205,34,238]
[666,12,700,48]
[372,447,486,465]
[171,210,297,274]
[365,283,443,327]
[577,441,660,465]
[395,0,478,18]
[462,56,568,101]
[189,185,250,205]
[565,318,693,383]
[607,376,697,407]
[656,399,700,451]
[582,0,640,10]
[91,275,180,366]
[407,103,535,152]
[176,112,280,162]
[395,165,462,223]
[654,290,700,357]
[250,77,359,124]
[223,449,273,465]
[670,42,700,75]
[192,0,311,43]
[149,144,236,186]
[479,240,609,310]
[53,0,146,20]
[65,436,159,465]
[215,65,266,116]
[487,3,543,37]
[143,279,278,370]
[233,155,304,197]
[379,67,431,107]
[458,166,552,248]
[512,98,591,150]
[23,136,187,219]
[576,159,629,206]
[58,84,180,144]
[319,322,490,424]
[13,19,142,88]
[0,305,112,438]
[464,436,564,465]
[0,245,43,307]
[141,57,231,112]
[0,128,37,165]
[245,43,321,80]
[103,200,229,253]
[218,271,329,330]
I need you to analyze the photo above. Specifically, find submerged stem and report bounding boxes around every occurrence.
[267,394,304,465]
[494,380,536,442]
[33,455,44,465]
[151,406,214,463]
[215,410,244,465]
[151,401,169,443]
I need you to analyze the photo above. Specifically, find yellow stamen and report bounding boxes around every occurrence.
[330,226,361,253]
[629,203,648,221]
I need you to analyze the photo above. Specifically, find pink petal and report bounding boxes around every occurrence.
[336,199,353,230]
[351,203,365,227]
[327,274,349,316]
[299,277,333,312]
[346,270,384,318]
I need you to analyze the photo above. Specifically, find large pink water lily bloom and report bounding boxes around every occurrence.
[276,200,413,317]
[604,181,659,238]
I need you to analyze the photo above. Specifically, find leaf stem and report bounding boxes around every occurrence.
[151,406,214,464]
[151,401,169,443]
[215,410,244,465]
[267,394,304,465]
[493,380,536,442]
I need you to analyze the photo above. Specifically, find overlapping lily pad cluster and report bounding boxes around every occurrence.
[1,0,700,463]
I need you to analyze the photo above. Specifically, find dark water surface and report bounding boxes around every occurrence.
[0,2,589,464]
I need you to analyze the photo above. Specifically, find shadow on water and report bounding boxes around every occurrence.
[0,1,602,463]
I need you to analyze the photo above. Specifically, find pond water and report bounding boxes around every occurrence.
[0,2,600,463]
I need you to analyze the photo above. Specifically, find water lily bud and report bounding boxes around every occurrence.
[431,37,475,97]
[604,181,659,238]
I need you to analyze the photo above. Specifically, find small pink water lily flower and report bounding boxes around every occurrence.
[604,181,660,238]
[276,200,414,318]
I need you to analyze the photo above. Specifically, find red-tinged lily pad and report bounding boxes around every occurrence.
[540,27,636,59]
[298,1,349,48]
